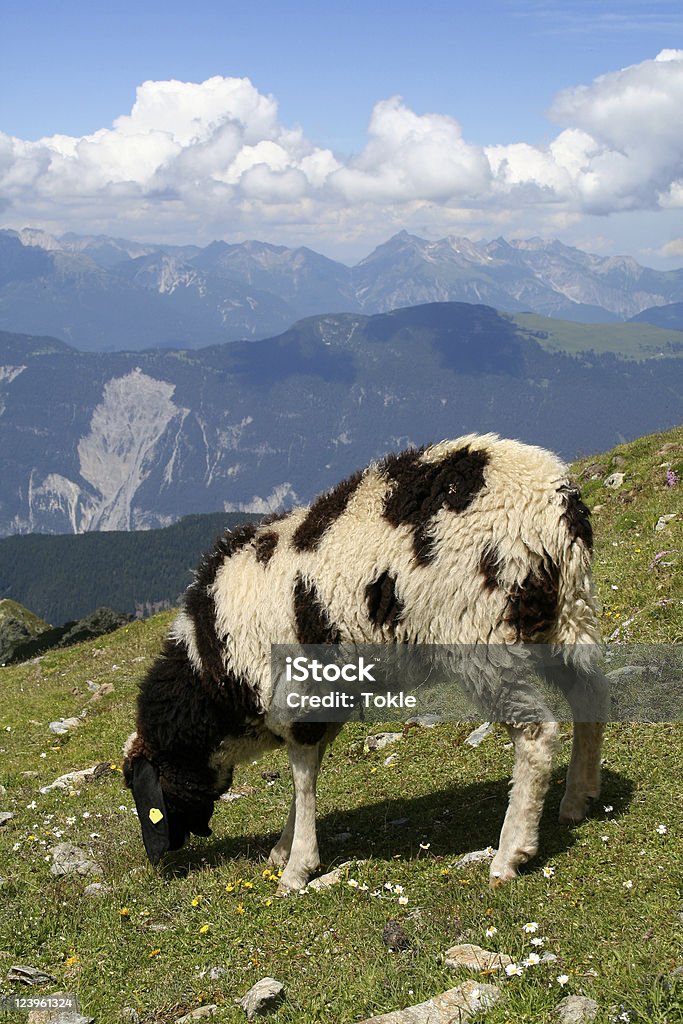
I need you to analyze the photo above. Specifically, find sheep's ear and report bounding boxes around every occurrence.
[129,757,170,866]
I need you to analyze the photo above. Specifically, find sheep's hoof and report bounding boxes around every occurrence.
[558,793,594,825]
[268,847,290,868]
[488,867,517,888]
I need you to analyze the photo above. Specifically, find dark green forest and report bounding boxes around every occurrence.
[0,511,259,625]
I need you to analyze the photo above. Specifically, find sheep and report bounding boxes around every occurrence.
[123,433,609,891]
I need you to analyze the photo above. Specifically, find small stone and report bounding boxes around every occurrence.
[40,767,100,794]
[453,848,496,870]
[444,943,513,972]
[356,979,502,1023]
[120,1009,141,1024]
[464,722,493,747]
[208,966,228,981]
[49,718,81,736]
[604,472,625,489]
[364,732,403,753]
[405,714,443,728]
[49,843,103,877]
[306,859,368,891]
[555,994,599,1023]
[7,965,57,985]
[655,513,677,532]
[384,754,398,766]
[176,1007,218,1023]
[236,977,285,1019]
[0,784,7,797]
[83,882,111,897]
[88,682,114,702]
[383,920,411,951]
[0,811,14,825]
[26,991,93,1024]
[220,784,256,803]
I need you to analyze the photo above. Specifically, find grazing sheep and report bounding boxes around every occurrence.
[123,433,608,890]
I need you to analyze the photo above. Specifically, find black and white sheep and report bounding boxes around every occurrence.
[123,433,608,890]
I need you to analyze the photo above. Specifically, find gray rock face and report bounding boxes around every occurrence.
[236,978,286,1020]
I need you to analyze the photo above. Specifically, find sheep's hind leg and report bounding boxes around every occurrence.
[490,721,559,885]
[559,722,605,824]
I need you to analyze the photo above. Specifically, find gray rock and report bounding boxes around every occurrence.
[356,980,502,1023]
[49,843,103,877]
[365,732,403,753]
[0,811,14,825]
[405,714,443,728]
[655,513,677,532]
[120,1009,141,1024]
[7,965,57,985]
[604,472,625,489]
[464,722,493,747]
[26,991,93,1024]
[83,882,111,897]
[208,966,228,981]
[453,848,496,870]
[555,994,599,1023]
[40,767,100,794]
[236,977,286,1019]
[444,943,513,972]
[0,783,7,797]
[48,718,81,736]
[176,1007,218,1023]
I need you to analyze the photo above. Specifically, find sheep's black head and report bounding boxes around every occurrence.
[123,751,215,865]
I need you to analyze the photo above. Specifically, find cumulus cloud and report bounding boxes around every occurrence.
[1,53,682,250]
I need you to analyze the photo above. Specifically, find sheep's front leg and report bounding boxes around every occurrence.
[276,744,321,893]
[490,721,559,885]
[269,727,340,870]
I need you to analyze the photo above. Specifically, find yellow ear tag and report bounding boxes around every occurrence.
[149,807,164,824]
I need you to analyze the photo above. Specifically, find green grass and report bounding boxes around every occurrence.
[0,428,682,1023]
[510,314,683,361]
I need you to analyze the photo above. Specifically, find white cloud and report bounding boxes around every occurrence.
[1,54,683,254]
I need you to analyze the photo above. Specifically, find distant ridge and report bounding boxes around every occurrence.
[2,227,683,350]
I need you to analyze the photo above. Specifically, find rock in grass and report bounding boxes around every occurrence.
[364,732,403,753]
[176,1006,218,1022]
[453,848,496,870]
[236,977,285,1019]
[356,980,502,1023]
[120,1010,141,1024]
[26,991,93,1024]
[48,718,81,736]
[444,943,513,972]
[7,965,57,985]
[40,767,100,794]
[405,714,442,728]
[49,843,103,877]
[0,811,14,825]
[555,994,599,1023]
[464,722,493,747]
[83,882,111,897]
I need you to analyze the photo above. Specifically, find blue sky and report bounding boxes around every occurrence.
[1,0,683,264]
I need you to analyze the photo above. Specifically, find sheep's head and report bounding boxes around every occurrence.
[123,734,216,865]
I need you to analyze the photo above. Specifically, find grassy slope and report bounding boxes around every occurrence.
[510,313,683,360]
[0,429,682,1023]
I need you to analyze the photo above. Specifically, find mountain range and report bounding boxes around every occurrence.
[0,302,681,537]
[2,228,683,351]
